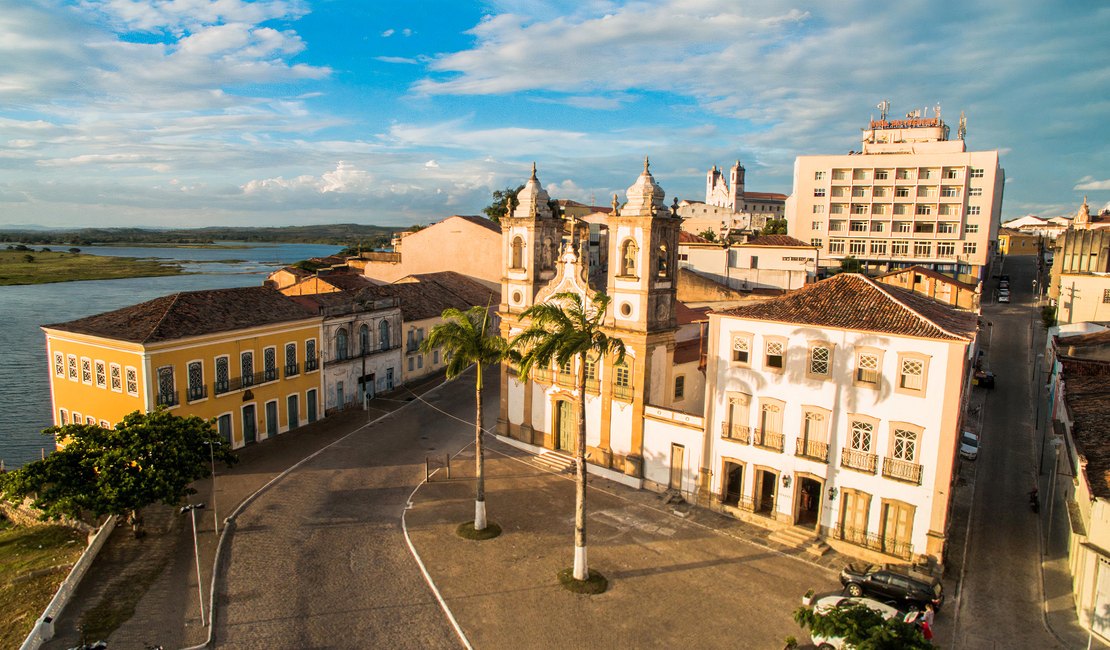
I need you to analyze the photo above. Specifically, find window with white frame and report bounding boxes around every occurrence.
[68,354,78,381]
[895,187,910,198]
[59,409,68,425]
[941,186,960,197]
[831,204,846,214]
[895,221,912,233]
[968,206,981,216]
[870,241,887,255]
[850,220,867,231]
[850,420,874,452]
[875,170,890,180]
[99,420,110,429]
[110,364,122,392]
[215,356,230,392]
[809,344,831,377]
[829,240,846,254]
[915,204,933,215]
[811,238,824,248]
[674,375,685,399]
[899,357,926,391]
[803,411,827,442]
[814,171,826,180]
[944,168,960,179]
[759,402,783,434]
[871,221,885,232]
[964,242,978,254]
[938,222,956,234]
[968,187,983,197]
[892,241,909,256]
[125,366,138,396]
[849,240,866,255]
[81,357,92,384]
[188,361,203,399]
[1103,289,1110,304]
[813,204,825,214]
[765,340,784,369]
[892,428,918,461]
[241,351,254,386]
[970,168,984,178]
[814,188,826,197]
[896,169,912,180]
[812,220,822,230]
[967,224,979,233]
[86,416,95,426]
[732,335,751,364]
[856,353,880,385]
[914,241,932,257]
[54,352,65,378]
[938,242,956,257]
[95,361,106,388]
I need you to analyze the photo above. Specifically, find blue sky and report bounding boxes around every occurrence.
[1,0,1107,229]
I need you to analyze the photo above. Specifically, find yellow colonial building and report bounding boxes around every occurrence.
[43,287,324,449]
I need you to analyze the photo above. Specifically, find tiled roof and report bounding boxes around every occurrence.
[1061,373,1110,499]
[384,271,499,321]
[318,273,379,292]
[714,273,977,341]
[874,265,979,292]
[44,287,318,344]
[744,191,788,201]
[741,235,811,248]
[445,214,502,234]
[679,231,713,244]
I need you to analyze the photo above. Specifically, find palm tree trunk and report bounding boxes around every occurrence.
[573,354,588,580]
[474,364,486,531]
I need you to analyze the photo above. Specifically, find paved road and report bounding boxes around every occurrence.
[212,369,491,648]
[954,255,1066,649]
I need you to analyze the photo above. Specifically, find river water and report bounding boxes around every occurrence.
[0,242,342,468]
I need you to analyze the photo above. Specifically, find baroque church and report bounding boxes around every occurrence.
[496,160,704,489]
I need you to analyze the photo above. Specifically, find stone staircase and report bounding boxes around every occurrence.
[531,450,575,474]
[768,526,831,558]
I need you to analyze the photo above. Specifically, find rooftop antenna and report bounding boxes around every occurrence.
[958,111,967,141]
[877,99,889,121]
[934,103,942,120]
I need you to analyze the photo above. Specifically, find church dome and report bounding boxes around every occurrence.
[512,162,553,219]
[621,156,667,217]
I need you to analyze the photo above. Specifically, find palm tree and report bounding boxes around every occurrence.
[513,291,626,581]
[421,304,507,531]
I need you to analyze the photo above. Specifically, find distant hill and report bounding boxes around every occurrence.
[0,224,399,247]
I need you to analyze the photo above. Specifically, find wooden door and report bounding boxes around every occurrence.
[265,401,278,437]
[881,500,914,555]
[287,395,300,429]
[556,401,574,451]
[242,405,256,444]
[840,490,870,541]
[669,444,684,490]
[306,389,317,423]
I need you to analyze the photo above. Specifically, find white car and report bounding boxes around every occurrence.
[998,293,1011,303]
[960,431,980,460]
[808,595,904,649]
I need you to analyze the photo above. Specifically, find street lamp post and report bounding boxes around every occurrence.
[1046,438,1063,554]
[181,503,207,627]
[204,441,221,534]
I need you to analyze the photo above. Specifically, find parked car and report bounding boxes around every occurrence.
[960,431,980,460]
[973,370,995,388]
[839,563,944,612]
[808,595,904,650]
[999,280,1010,290]
[1000,274,1010,282]
[998,293,1011,303]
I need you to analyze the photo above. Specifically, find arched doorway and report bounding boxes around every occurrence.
[794,475,823,530]
[554,400,575,452]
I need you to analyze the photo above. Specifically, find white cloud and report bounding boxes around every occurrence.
[242,161,375,194]
[375,56,420,65]
[1074,176,1110,191]
[381,28,395,37]
[424,160,439,168]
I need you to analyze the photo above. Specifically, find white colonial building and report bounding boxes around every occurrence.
[704,274,977,564]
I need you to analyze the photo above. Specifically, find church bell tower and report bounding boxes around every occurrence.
[500,164,562,314]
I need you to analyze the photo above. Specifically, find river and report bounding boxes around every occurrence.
[0,242,342,468]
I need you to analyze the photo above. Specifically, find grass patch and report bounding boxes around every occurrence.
[456,521,502,540]
[557,567,608,595]
[0,250,185,286]
[0,524,86,648]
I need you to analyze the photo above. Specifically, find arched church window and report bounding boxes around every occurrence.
[621,240,639,277]
[542,237,553,269]
[657,244,669,277]
[511,236,525,270]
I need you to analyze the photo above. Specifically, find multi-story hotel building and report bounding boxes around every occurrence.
[787,108,1004,282]
[43,287,324,449]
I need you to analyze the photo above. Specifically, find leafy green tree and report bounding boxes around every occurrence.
[483,185,524,223]
[420,305,508,532]
[22,254,34,263]
[839,255,862,273]
[0,410,236,537]
[697,229,718,242]
[68,247,81,254]
[793,602,930,650]
[761,218,788,235]
[512,292,626,581]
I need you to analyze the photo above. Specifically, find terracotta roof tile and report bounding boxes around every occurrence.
[446,214,502,234]
[679,231,713,244]
[743,192,788,201]
[44,287,318,343]
[874,265,979,292]
[1061,372,1110,499]
[741,235,811,248]
[714,273,977,341]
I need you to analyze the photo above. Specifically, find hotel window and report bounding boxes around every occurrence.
[875,170,890,180]
[812,204,825,214]
[938,222,956,234]
[871,221,885,232]
[968,187,983,197]
[264,347,277,381]
[873,187,887,198]
[110,364,122,392]
[674,375,685,400]
[894,221,911,233]
[941,186,960,197]
[59,409,68,425]
[849,240,866,255]
[832,170,848,181]
[850,420,874,452]
[831,204,846,214]
[215,356,230,393]
[914,241,932,257]
[893,204,909,215]
[54,352,65,378]
[829,240,846,254]
[896,169,912,180]
[856,352,880,386]
[731,334,752,365]
[830,220,846,231]
[850,220,867,231]
[967,224,980,234]
[811,238,824,248]
[852,187,867,198]
[814,171,826,180]
[125,366,138,396]
[95,361,106,388]
[938,242,956,257]
[764,339,785,370]
[814,188,826,197]
[68,354,78,381]
[970,168,984,178]
[81,358,92,385]
[963,242,978,254]
[241,351,255,386]
[188,361,204,400]
[895,187,910,198]
[853,169,868,181]
[812,220,822,230]
[892,241,910,256]
[920,169,934,179]
[914,223,934,234]
[968,206,981,216]
[870,241,887,255]
[944,168,960,179]
[918,186,937,198]
[852,204,868,215]
[898,355,927,392]
[1103,289,1110,304]
[915,204,932,216]
[892,428,919,462]
[809,344,831,377]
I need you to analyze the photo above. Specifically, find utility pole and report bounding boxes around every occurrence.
[181,503,207,627]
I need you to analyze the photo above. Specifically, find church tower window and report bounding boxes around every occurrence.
[621,240,639,277]
[511,236,524,270]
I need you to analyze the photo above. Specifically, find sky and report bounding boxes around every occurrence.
[1,0,1107,229]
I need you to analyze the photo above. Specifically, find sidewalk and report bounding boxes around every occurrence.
[41,372,450,650]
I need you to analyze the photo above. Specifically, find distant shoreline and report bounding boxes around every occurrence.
[0,250,188,286]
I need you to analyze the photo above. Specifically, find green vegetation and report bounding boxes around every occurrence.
[456,521,502,540]
[0,521,86,648]
[793,601,930,649]
[0,224,397,247]
[1042,305,1058,329]
[838,255,863,274]
[697,229,719,242]
[760,218,789,235]
[0,249,184,286]
[557,567,609,595]
[483,185,524,223]
[0,410,236,538]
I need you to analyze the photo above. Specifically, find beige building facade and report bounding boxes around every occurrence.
[359,215,502,289]
[787,109,1004,283]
